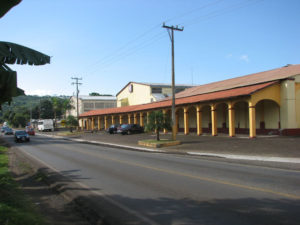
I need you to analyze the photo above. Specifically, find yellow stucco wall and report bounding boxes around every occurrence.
[117,83,151,107]
[280,79,297,129]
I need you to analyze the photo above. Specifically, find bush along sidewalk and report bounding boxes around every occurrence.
[0,146,46,225]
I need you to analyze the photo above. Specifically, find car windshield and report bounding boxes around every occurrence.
[121,124,129,128]
[15,131,27,135]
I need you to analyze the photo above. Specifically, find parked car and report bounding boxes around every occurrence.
[107,124,120,134]
[26,127,35,135]
[117,124,144,135]
[14,130,30,142]
[4,127,13,135]
[1,126,8,133]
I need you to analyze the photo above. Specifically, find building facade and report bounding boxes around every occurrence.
[116,82,193,107]
[79,64,300,138]
[66,95,117,119]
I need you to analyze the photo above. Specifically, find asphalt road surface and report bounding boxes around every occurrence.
[4,134,300,225]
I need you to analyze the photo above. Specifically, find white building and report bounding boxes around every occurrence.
[67,95,117,118]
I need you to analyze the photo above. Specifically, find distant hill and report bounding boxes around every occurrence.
[0,95,70,112]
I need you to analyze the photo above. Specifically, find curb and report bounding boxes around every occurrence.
[187,152,300,164]
[36,133,166,153]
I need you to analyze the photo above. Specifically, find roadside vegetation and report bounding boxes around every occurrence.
[145,110,171,141]
[0,95,72,127]
[0,145,46,225]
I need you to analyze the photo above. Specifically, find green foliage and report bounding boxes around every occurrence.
[89,92,113,96]
[0,95,71,127]
[12,112,28,127]
[0,146,46,225]
[66,115,78,132]
[40,99,53,119]
[145,111,171,141]
[89,92,100,96]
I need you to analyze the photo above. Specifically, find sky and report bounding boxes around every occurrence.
[1,0,300,96]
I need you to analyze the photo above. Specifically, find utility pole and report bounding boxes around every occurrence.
[71,77,82,120]
[162,23,184,141]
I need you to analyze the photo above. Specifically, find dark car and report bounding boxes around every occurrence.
[4,127,13,135]
[14,130,30,142]
[117,124,144,135]
[1,126,8,133]
[107,124,120,134]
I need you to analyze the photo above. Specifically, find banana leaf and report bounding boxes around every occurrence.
[0,0,21,18]
[0,41,50,65]
[0,63,24,108]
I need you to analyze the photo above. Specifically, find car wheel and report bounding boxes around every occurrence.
[127,130,131,135]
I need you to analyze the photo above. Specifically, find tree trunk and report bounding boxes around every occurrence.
[156,129,160,141]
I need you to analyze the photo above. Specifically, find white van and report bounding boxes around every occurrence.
[38,119,54,132]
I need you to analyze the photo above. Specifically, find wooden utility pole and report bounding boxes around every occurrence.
[71,77,82,119]
[162,23,184,141]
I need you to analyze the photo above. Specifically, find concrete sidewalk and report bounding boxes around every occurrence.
[37,131,300,164]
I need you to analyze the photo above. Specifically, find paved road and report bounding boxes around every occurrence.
[4,134,300,225]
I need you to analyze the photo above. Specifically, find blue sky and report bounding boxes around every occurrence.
[1,0,300,96]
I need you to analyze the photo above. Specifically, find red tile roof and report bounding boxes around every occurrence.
[175,64,300,98]
[80,81,277,117]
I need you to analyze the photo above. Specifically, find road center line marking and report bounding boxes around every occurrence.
[30,138,300,200]
[65,147,300,200]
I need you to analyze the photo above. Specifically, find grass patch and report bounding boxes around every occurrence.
[138,139,181,148]
[0,146,46,225]
[57,131,83,136]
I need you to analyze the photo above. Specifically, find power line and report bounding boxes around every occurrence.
[88,32,167,74]
[83,1,226,74]
[182,0,264,28]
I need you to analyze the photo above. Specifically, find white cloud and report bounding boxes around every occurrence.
[226,53,233,59]
[240,54,250,62]
[25,89,53,96]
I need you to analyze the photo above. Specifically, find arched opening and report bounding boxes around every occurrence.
[99,117,105,130]
[201,105,211,134]
[216,103,228,134]
[176,108,184,132]
[135,113,140,125]
[188,106,197,133]
[234,101,249,134]
[107,115,112,127]
[122,115,128,124]
[114,115,120,125]
[255,99,280,135]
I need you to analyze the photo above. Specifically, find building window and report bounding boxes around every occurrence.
[84,103,94,109]
[152,87,162,93]
[95,103,105,108]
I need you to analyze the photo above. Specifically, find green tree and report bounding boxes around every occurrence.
[62,98,73,115]
[12,112,28,127]
[40,99,54,119]
[89,92,101,96]
[145,111,171,141]
[66,115,78,132]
